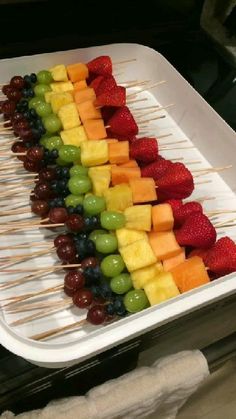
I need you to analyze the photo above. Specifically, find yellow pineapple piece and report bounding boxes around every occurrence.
[119,238,157,272]
[124,205,152,231]
[81,140,108,167]
[104,184,133,212]
[116,228,147,248]
[50,92,73,114]
[50,81,74,92]
[88,165,111,196]
[144,272,180,306]
[58,103,81,130]
[45,91,55,103]
[131,262,163,289]
[49,64,68,82]
[60,126,88,147]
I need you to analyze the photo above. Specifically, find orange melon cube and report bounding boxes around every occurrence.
[169,256,210,293]
[74,80,87,91]
[152,203,174,232]
[129,178,157,203]
[163,248,185,271]
[106,139,119,144]
[83,119,107,140]
[119,160,139,168]
[111,166,141,185]
[67,63,89,82]
[108,141,129,164]
[74,88,96,105]
[77,100,101,123]
[148,231,182,261]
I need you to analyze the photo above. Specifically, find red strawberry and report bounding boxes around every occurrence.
[187,248,209,263]
[96,76,117,95]
[205,236,236,276]
[165,199,183,215]
[101,107,117,124]
[175,212,216,249]
[95,86,126,107]
[107,106,138,137]
[156,162,194,199]
[89,76,104,94]
[174,201,203,226]
[141,157,173,179]
[130,138,158,164]
[87,56,112,76]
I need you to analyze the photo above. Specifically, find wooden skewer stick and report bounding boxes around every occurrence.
[0,222,63,235]
[0,245,54,261]
[6,299,71,313]
[0,208,31,216]
[0,240,50,250]
[194,179,212,185]
[10,301,73,326]
[0,263,81,274]
[113,58,137,65]
[0,268,62,290]
[133,103,174,117]
[3,284,63,307]
[138,115,166,124]
[214,217,236,228]
[127,81,166,99]
[0,173,36,180]
[126,97,148,105]
[30,318,87,341]
[0,248,54,270]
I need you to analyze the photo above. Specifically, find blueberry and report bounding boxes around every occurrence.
[55,166,62,178]
[86,239,96,255]
[25,142,32,148]
[51,180,58,191]
[61,167,70,178]
[84,266,102,285]
[58,179,67,189]
[60,188,70,197]
[90,285,101,298]
[22,88,30,98]
[20,99,28,110]
[55,197,65,207]
[27,88,34,98]
[116,307,127,317]
[100,282,113,299]
[74,232,88,241]
[50,149,59,159]
[84,216,95,231]
[49,199,56,208]
[114,296,125,312]
[30,73,37,84]
[31,128,41,140]
[67,206,75,215]
[23,110,31,119]
[16,103,23,112]
[23,75,31,86]
[38,125,46,135]
[91,215,100,228]
[29,120,35,128]
[106,303,116,315]
[74,204,83,215]
[29,108,37,119]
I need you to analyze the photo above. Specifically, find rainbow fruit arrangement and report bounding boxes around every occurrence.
[1,55,236,334]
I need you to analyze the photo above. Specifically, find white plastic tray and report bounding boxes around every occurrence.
[0,43,236,368]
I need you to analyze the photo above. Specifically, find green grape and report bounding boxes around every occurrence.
[43,114,62,133]
[69,164,88,177]
[56,157,71,166]
[45,136,63,151]
[39,137,48,147]
[34,84,51,97]
[89,229,107,243]
[65,194,84,207]
[37,70,53,84]
[100,254,125,277]
[95,234,118,254]
[59,145,81,163]
[123,290,149,313]
[110,274,132,294]
[100,211,126,230]
[68,175,92,195]
[29,97,44,109]
[83,194,106,216]
[36,102,52,117]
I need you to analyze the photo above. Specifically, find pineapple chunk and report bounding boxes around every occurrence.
[58,103,81,130]
[50,92,73,114]
[45,91,55,103]
[144,272,180,306]
[88,165,111,196]
[131,262,163,289]
[61,126,88,147]
[104,184,133,212]
[49,64,68,82]
[119,238,157,272]
[124,205,152,231]
[81,140,108,167]
[50,81,74,92]
[116,228,148,248]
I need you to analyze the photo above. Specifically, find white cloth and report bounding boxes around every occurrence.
[1,350,209,419]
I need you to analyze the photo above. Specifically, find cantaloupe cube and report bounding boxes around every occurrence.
[119,160,139,168]
[80,140,108,167]
[144,272,180,305]
[58,103,81,130]
[66,63,89,82]
[129,178,157,203]
[84,119,107,140]
[119,239,157,272]
[152,203,174,232]
[104,184,133,212]
[106,139,119,144]
[163,248,185,271]
[148,231,182,260]
[124,205,152,231]
[45,91,55,103]
[116,228,148,248]
[88,165,111,196]
[50,92,73,114]
[108,141,129,164]
[50,81,74,92]
[77,100,101,123]
[60,126,88,147]
[49,64,68,82]
[74,80,87,91]
[74,87,96,104]
[169,256,210,293]
[131,262,163,289]
[111,166,141,185]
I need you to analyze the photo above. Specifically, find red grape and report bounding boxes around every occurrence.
[2,100,16,115]
[13,119,29,132]
[31,200,49,217]
[10,76,25,90]
[6,89,22,102]
[49,207,68,224]
[57,243,77,262]
[11,141,27,154]
[54,234,74,248]
[2,84,12,95]
[34,182,52,200]
[23,159,41,172]
[11,112,25,124]
[87,305,106,325]
[64,270,85,296]
[80,257,99,269]
[73,289,93,308]
[38,167,56,182]
[66,214,85,232]
[27,146,44,162]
